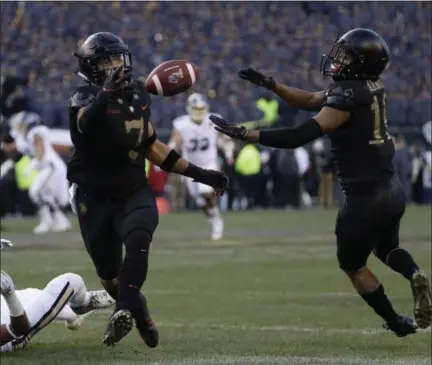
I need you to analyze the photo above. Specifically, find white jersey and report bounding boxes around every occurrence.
[173,113,221,170]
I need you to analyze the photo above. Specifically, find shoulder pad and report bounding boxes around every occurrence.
[69,86,99,109]
[323,80,373,111]
[27,125,49,142]
[172,115,189,130]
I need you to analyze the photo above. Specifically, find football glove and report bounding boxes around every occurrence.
[102,66,134,99]
[238,68,276,90]
[209,115,248,141]
[198,170,229,196]
[1,270,15,297]
[69,183,78,215]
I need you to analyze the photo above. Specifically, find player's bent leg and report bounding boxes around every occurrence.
[5,280,75,352]
[339,254,417,337]
[374,212,432,329]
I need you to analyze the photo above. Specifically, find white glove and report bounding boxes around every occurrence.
[1,270,15,297]
[69,183,78,214]
[0,238,13,250]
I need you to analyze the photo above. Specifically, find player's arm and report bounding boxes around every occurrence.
[32,134,45,161]
[210,107,349,149]
[238,68,324,111]
[146,123,228,193]
[0,271,30,345]
[71,66,131,135]
[167,128,183,151]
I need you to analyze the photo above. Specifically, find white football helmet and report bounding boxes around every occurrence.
[9,111,41,136]
[186,93,209,123]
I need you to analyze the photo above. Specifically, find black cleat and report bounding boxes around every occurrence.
[103,309,133,347]
[135,295,159,348]
[410,271,432,329]
[383,315,418,337]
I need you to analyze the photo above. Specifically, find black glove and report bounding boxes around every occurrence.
[101,66,134,100]
[209,115,248,141]
[198,170,229,195]
[238,68,276,90]
[184,163,229,195]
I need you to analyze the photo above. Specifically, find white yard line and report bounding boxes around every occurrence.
[112,355,430,365]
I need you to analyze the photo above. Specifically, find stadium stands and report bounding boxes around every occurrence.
[1,2,431,128]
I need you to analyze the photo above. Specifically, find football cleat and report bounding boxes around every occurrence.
[383,315,418,337]
[410,271,432,329]
[135,294,159,348]
[72,290,115,315]
[103,309,133,347]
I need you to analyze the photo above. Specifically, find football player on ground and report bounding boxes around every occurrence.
[0,239,114,352]
[168,93,234,240]
[210,28,432,336]
[68,32,228,347]
[7,111,72,233]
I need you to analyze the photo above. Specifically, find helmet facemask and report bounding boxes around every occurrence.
[77,50,132,86]
[320,43,359,79]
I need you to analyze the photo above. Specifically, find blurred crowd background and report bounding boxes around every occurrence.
[1,1,431,222]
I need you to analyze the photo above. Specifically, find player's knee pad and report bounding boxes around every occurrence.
[124,229,151,254]
[101,277,120,300]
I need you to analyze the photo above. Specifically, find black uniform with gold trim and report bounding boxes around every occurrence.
[323,79,406,271]
[68,79,158,280]
[68,81,151,195]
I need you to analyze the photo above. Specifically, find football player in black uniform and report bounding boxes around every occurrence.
[210,28,431,336]
[68,32,229,347]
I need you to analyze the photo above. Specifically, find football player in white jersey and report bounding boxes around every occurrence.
[8,111,72,233]
[168,93,234,240]
[0,238,114,352]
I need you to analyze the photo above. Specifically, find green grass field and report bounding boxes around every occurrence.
[1,206,431,365]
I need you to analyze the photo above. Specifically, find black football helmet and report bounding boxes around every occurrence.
[320,28,390,81]
[74,32,132,86]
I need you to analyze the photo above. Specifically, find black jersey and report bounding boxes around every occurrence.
[323,79,395,195]
[67,81,153,195]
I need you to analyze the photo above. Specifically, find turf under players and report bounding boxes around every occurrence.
[0,239,114,352]
[210,28,432,336]
[168,93,234,240]
[68,32,228,347]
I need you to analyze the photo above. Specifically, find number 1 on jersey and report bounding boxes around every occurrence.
[369,94,389,145]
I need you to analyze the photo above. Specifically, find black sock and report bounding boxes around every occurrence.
[386,248,420,280]
[360,284,399,324]
[117,250,149,312]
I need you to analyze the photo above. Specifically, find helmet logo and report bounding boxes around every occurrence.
[168,68,184,84]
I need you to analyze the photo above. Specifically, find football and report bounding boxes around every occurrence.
[144,59,200,97]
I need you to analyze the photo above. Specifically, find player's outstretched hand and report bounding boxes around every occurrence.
[1,270,15,297]
[197,170,229,196]
[210,115,248,141]
[237,68,276,90]
[102,66,134,99]
[0,238,13,250]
